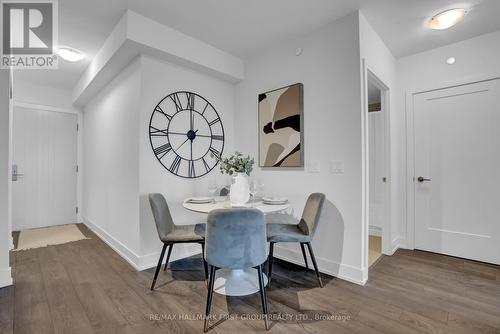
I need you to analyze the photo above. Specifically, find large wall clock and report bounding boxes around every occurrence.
[149,91,225,178]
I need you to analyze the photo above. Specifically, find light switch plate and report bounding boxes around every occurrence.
[330,160,344,174]
[309,160,321,173]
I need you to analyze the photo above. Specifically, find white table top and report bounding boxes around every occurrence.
[182,197,290,214]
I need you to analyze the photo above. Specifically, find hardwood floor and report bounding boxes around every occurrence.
[1,224,500,333]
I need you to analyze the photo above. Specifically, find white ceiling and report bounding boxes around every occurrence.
[13,0,500,92]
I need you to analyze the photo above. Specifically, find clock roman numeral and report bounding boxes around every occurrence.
[202,157,211,172]
[209,147,221,159]
[211,134,224,141]
[188,160,195,178]
[149,126,168,136]
[170,155,182,174]
[155,106,172,121]
[169,93,183,112]
[201,102,209,115]
[154,143,172,159]
[186,92,194,110]
[208,118,220,127]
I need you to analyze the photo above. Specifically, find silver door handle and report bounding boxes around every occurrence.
[417,176,431,183]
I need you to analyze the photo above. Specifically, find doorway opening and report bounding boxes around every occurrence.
[365,70,390,270]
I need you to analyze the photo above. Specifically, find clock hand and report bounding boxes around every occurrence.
[176,130,198,151]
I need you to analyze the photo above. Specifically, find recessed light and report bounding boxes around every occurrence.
[56,46,85,62]
[446,57,456,65]
[428,8,467,30]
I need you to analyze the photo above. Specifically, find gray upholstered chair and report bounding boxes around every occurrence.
[204,209,269,332]
[266,193,326,288]
[148,193,208,291]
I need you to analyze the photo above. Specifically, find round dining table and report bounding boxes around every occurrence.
[183,197,290,296]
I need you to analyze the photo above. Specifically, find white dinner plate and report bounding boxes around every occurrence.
[185,197,214,204]
[262,197,288,204]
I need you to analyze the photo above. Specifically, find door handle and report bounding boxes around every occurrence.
[417,176,431,183]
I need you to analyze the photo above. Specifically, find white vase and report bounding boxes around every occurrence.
[229,173,250,206]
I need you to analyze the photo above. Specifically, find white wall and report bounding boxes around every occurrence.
[234,13,366,284]
[0,70,13,287]
[137,56,235,269]
[397,29,500,248]
[82,58,141,260]
[359,12,400,255]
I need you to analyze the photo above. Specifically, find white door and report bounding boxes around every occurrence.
[12,107,78,230]
[414,79,500,264]
[369,110,385,232]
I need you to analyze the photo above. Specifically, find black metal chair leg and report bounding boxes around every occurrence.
[151,243,167,291]
[256,264,270,330]
[306,242,323,288]
[204,265,217,332]
[201,242,209,281]
[267,242,275,287]
[300,243,309,269]
[163,244,173,271]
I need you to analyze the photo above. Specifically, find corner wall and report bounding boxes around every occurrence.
[82,58,142,264]
[0,70,13,287]
[358,12,401,255]
[234,13,366,284]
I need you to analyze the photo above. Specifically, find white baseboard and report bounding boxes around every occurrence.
[389,236,405,255]
[369,225,382,237]
[83,217,142,270]
[0,267,12,288]
[83,217,202,272]
[274,244,366,286]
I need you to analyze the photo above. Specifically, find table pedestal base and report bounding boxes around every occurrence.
[213,268,268,296]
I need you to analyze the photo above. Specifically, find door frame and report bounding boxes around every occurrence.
[362,60,392,278]
[12,101,82,225]
[405,72,500,250]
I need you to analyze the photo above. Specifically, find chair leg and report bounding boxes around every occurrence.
[151,243,167,291]
[204,265,217,332]
[256,264,270,330]
[300,243,309,269]
[306,242,323,288]
[201,242,209,281]
[267,242,275,287]
[163,244,173,271]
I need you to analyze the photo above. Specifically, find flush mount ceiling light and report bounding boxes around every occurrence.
[56,46,85,62]
[428,8,467,30]
[446,57,456,64]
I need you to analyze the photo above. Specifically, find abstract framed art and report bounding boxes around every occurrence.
[258,83,303,167]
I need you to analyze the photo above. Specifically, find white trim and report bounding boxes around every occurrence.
[0,268,12,288]
[83,217,141,269]
[83,217,201,271]
[9,236,13,250]
[369,225,382,237]
[405,73,500,251]
[274,244,366,286]
[13,101,78,114]
[360,59,369,280]
[388,236,404,256]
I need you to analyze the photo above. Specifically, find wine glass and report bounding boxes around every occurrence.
[257,179,265,199]
[249,180,258,203]
[208,179,218,198]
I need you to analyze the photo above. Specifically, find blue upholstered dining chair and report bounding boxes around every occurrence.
[266,193,326,288]
[204,208,269,332]
[148,193,208,291]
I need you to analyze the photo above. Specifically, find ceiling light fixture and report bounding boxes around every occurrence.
[428,8,467,30]
[446,57,456,65]
[57,46,85,62]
